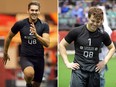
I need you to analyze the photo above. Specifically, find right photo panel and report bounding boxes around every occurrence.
[58,0,116,87]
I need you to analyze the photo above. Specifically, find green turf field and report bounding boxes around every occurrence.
[58,54,116,87]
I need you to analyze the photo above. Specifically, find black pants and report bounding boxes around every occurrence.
[70,69,100,87]
[19,56,44,83]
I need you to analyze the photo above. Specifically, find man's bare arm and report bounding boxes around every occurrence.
[59,38,80,70]
[3,31,15,64]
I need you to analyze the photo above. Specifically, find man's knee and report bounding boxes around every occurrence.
[24,66,35,79]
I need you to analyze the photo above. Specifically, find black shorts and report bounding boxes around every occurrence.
[70,69,100,87]
[19,56,44,83]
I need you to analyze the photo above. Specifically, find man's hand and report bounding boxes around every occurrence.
[30,22,37,35]
[3,53,10,65]
[66,62,80,70]
[95,60,106,73]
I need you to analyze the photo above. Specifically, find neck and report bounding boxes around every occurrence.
[86,23,95,32]
[86,24,91,31]
[29,18,37,23]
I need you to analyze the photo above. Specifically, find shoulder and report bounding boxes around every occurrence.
[14,18,28,26]
[37,19,48,24]
[37,19,49,28]
[42,21,49,27]
[70,25,85,33]
[17,18,28,23]
[40,19,49,27]
[98,29,110,39]
[66,25,85,38]
[98,28,108,35]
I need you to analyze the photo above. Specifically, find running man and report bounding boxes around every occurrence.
[3,1,50,87]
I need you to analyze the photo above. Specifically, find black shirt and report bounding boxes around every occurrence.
[65,25,111,72]
[11,18,49,57]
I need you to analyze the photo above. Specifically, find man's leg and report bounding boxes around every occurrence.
[23,66,34,87]
[70,69,87,87]
[32,58,44,87]
[19,57,34,87]
[88,72,100,87]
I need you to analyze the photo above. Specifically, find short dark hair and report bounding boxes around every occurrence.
[28,1,40,10]
[88,7,103,20]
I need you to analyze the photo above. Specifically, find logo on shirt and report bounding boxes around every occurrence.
[24,30,37,45]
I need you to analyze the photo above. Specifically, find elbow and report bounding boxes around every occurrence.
[45,44,49,47]
[45,41,50,47]
[113,46,116,53]
[59,43,63,51]
[111,45,116,54]
[112,43,116,52]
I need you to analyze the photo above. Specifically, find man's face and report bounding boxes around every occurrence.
[28,5,40,21]
[88,15,103,32]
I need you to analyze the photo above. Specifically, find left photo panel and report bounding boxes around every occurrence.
[0,0,57,87]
